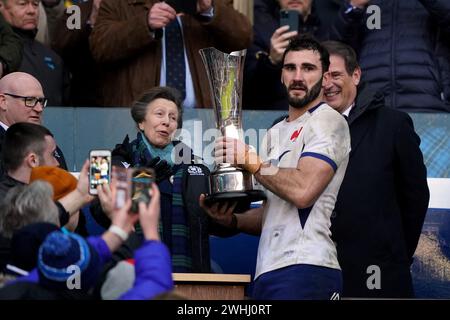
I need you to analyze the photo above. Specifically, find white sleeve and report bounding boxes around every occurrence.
[301,109,351,171]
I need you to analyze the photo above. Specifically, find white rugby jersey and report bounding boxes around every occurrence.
[255,103,351,279]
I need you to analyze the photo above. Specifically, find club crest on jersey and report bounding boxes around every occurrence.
[290,127,303,142]
[187,166,204,176]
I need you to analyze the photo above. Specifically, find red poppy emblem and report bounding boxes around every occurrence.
[290,127,303,142]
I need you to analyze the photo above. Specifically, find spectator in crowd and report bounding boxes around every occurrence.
[0,181,60,272]
[201,36,351,299]
[29,166,86,234]
[0,122,59,199]
[0,72,68,174]
[243,0,341,110]
[52,0,102,106]
[0,123,91,225]
[322,41,429,298]
[0,13,23,77]
[329,0,450,112]
[89,0,252,108]
[0,123,93,237]
[8,222,60,274]
[0,157,93,292]
[93,86,237,275]
[119,184,174,300]
[0,181,60,239]
[0,222,59,287]
[0,0,70,106]
[0,183,173,300]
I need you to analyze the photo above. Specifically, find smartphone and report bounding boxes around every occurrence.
[131,167,155,213]
[280,9,299,32]
[112,166,130,210]
[89,150,112,195]
[166,0,197,15]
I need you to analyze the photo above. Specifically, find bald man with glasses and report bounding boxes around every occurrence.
[2,93,48,109]
[0,72,67,176]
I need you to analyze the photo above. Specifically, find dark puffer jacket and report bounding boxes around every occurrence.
[330,0,450,112]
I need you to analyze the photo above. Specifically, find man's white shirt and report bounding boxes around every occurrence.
[0,121,9,131]
[255,103,351,279]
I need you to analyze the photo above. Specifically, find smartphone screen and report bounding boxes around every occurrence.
[280,9,299,32]
[112,166,130,210]
[131,168,155,213]
[89,150,111,195]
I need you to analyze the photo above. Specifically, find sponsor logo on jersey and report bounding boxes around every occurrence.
[290,127,303,142]
[187,166,204,175]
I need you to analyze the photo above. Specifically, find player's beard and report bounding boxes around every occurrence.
[288,76,323,109]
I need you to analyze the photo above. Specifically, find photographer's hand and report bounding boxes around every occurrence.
[214,137,262,175]
[199,194,238,228]
[102,197,139,253]
[109,181,139,234]
[148,1,176,30]
[58,160,94,216]
[269,26,298,65]
[138,183,161,241]
[97,183,113,220]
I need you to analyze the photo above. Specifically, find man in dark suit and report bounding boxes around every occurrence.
[322,41,430,298]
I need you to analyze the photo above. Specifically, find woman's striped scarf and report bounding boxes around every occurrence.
[131,132,192,272]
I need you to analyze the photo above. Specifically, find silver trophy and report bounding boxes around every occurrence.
[199,47,266,211]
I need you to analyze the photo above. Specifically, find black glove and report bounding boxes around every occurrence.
[112,135,132,166]
[145,156,173,183]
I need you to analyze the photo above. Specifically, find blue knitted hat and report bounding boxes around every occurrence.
[37,231,101,291]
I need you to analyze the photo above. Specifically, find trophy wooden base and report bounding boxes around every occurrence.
[173,273,251,300]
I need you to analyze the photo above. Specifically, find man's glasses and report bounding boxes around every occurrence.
[3,93,48,108]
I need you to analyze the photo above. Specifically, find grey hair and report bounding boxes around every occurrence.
[0,180,59,238]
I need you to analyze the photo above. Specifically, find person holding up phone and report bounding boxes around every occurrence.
[0,183,173,300]
[243,0,341,110]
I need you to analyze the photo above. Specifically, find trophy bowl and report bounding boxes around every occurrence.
[199,47,266,212]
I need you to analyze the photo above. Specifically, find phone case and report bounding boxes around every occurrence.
[130,168,155,212]
[280,10,299,32]
[89,150,112,195]
[113,166,130,209]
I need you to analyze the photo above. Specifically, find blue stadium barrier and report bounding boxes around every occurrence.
[43,107,450,298]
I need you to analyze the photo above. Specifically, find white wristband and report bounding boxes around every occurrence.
[108,225,129,241]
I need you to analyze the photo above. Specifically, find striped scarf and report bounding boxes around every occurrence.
[131,132,192,272]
